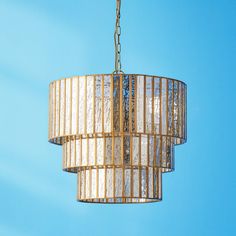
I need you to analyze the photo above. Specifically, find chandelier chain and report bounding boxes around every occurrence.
[114,0,123,74]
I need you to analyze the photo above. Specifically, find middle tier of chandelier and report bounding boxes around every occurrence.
[48,74,187,203]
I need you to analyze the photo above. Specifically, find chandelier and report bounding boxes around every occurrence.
[48,0,187,203]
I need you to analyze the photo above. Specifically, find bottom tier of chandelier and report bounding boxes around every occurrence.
[77,166,162,203]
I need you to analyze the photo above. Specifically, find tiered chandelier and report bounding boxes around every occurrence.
[48,0,187,203]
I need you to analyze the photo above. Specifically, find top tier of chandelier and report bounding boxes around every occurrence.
[48,74,187,203]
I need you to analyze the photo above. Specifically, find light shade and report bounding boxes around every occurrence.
[48,74,187,203]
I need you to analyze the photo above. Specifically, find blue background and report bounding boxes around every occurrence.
[0,0,235,235]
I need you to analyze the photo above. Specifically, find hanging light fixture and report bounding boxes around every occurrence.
[48,0,187,203]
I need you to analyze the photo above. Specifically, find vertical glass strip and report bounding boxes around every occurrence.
[113,75,120,132]
[173,81,179,137]
[86,169,90,198]
[122,75,129,132]
[89,138,95,165]
[133,168,139,197]
[154,78,160,134]
[95,76,102,133]
[141,168,147,198]
[75,139,81,166]
[97,137,104,165]
[65,79,71,135]
[141,135,148,165]
[115,168,122,197]
[146,76,152,133]
[161,79,167,135]
[132,136,139,165]
[124,169,131,197]
[91,169,97,198]
[98,168,105,198]
[71,78,78,134]
[137,76,144,132]
[124,136,130,165]
[82,138,87,166]
[106,168,113,198]
[104,75,111,132]
[105,137,112,165]
[114,137,121,165]
[168,80,173,135]
[87,76,94,134]
[55,81,60,137]
[79,77,85,134]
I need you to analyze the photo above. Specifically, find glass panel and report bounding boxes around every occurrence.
[113,75,120,132]
[71,78,78,134]
[114,137,121,165]
[154,78,160,134]
[97,138,104,165]
[137,76,144,132]
[89,138,95,165]
[55,81,60,136]
[105,137,112,165]
[148,167,153,198]
[106,168,113,198]
[104,75,111,132]
[124,169,131,197]
[95,76,102,133]
[141,168,147,198]
[75,139,81,166]
[146,76,152,133]
[132,136,139,165]
[87,76,94,134]
[98,168,105,198]
[115,168,122,197]
[133,168,139,197]
[78,76,85,134]
[91,169,97,198]
[124,136,130,165]
[122,75,129,132]
[161,79,167,135]
[141,135,147,165]
[65,79,71,134]
[168,80,173,135]
[82,138,87,166]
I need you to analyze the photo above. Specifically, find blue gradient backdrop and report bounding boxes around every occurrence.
[0,0,235,235]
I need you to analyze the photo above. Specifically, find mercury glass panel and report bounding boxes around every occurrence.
[106,168,113,198]
[95,76,102,133]
[168,80,173,135]
[124,169,131,197]
[146,76,153,133]
[115,168,122,197]
[113,75,120,132]
[141,135,148,165]
[137,76,144,132]
[154,78,160,134]
[114,136,121,165]
[161,79,167,135]
[132,136,139,165]
[122,75,129,132]
[104,75,111,132]
[105,137,112,165]
[173,81,179,137]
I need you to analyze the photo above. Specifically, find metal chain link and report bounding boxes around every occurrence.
[113,0,124,74]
